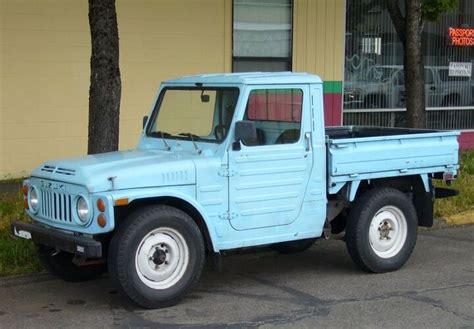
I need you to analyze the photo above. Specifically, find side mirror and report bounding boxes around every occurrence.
[143,116,148,129]
[235,120,257,142]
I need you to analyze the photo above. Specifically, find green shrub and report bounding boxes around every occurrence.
[0,190,42,276]
[434,151,474,218]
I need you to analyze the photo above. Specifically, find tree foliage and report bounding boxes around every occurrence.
[421,0,457,21]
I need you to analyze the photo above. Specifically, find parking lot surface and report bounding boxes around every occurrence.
[0,226,473,328]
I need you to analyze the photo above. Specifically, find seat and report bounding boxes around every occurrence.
[275,129,300,144]
[243,128,266,146]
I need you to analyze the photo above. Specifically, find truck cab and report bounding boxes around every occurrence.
[13,72,459,309]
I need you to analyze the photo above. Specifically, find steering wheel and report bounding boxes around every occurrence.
[214,125,227,141]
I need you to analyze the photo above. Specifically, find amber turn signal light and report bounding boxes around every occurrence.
[97,198,106,212]
[97,214,107,228]
[114,198,129,206]
[24,199,29,210]
[22,185,29,196]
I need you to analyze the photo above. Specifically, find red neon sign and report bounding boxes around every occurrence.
[448,27,474,47]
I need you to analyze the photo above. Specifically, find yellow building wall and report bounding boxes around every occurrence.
[0,0,345,178]
[0,0,232,178]
[293,0,345,81]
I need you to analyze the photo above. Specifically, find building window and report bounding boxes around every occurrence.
[233,0,293,72]
[343,0,474,130]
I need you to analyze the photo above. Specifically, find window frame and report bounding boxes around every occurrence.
[145,86,240,144]
[231,0,294,73]
[241,86,305,147]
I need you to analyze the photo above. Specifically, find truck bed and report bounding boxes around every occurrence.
[325,126,460,193]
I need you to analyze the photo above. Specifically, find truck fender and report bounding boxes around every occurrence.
[346,180,361,202]
[109,187,221,252]
[345,174,434,227]
[345,174,431,202]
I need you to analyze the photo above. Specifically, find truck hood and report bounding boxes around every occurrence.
[31,149,196,193]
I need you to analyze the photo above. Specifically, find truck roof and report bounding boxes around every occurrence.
[164,72,323,85]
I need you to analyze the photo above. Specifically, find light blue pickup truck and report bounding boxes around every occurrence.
[13,72,460,308]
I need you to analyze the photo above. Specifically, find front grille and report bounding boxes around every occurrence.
[40,190,73,223]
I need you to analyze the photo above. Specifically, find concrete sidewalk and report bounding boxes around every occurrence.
[0,226,473,328]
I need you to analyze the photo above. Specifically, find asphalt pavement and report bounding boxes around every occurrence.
[0,226,473,329]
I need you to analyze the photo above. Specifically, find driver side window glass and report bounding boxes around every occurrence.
[243,89,303,146]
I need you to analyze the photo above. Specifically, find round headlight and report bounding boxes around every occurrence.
[29,186,39,213]
[76,196,90,224]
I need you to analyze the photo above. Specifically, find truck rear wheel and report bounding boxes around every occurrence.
[37,245,105,282]
[345,187,417,273]
[108,205,205,309]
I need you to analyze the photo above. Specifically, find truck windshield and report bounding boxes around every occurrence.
[147,87,240,143]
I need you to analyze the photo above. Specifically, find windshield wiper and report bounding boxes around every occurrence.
[178,133,202,155]
[151,131,172,151]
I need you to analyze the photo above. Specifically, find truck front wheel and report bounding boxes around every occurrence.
[108,205,205,309]
[345,187,418,273]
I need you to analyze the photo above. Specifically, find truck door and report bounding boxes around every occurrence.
[228,85,313,230]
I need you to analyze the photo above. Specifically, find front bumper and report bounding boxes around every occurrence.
[11,221,102,258]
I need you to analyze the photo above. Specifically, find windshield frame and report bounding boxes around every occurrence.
[145,86,240,144]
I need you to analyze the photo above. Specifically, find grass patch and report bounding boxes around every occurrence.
[434,151,474,219]
[0,190,43,277]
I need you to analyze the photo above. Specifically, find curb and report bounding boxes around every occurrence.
[422,217,474,231]
[444,210,474,226]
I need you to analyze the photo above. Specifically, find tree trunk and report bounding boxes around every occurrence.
[403,0,425,128]
[385,0,426,128]
[87,0,121,154]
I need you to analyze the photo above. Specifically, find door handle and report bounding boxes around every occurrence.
[304,132,311,152]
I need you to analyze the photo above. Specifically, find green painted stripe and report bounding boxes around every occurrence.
[323,81,343,94]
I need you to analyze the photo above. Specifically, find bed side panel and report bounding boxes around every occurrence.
[327,133,459,178]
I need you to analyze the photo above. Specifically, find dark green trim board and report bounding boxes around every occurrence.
[323,81,343,94]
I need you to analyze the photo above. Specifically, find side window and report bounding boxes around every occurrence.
[394,70,405,86]
[243,89,303,146]
[424,69,434,85]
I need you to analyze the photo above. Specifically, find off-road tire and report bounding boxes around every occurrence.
[272,238,317,254]
[37,245,105,282]
[108,205,205,309]
[345,187,418,273]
